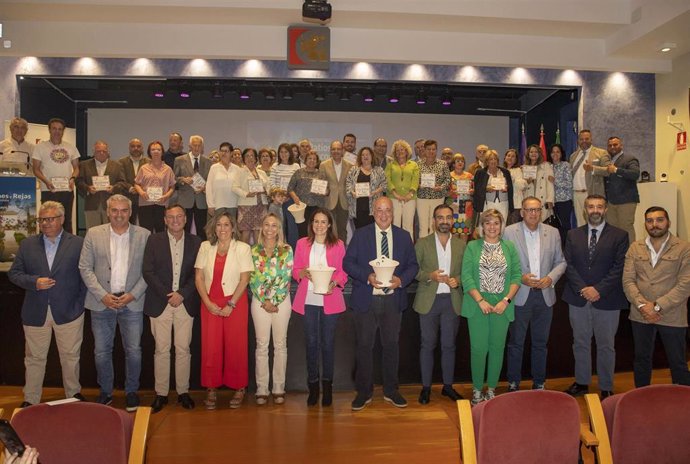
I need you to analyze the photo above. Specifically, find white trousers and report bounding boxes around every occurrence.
[251,297,292,396]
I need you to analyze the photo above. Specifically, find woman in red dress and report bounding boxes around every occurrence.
[195,211,254,409]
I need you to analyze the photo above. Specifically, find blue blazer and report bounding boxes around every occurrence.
[8,232,86,326]
[562,223,629,310]
[343,223,419,313]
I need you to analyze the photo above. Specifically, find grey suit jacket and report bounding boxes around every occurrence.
[174,153,211,209]
[503,222,566,307]
[76,159,128,211]
[569,146,609,197]
[319,158,352,210]
[79,223,151,312]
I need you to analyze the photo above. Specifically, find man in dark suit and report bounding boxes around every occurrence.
[413,204,465,404]
[344,196,419,411]
[118,138,149,225]
[9,201,87,407]
[562,194,629,399]
[174,135,211,240]
[142,204,202,413]
[603,136,640,242]
[76,140,128,228]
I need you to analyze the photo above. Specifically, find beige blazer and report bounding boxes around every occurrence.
[569,145,609,197]
[319,158,353,210]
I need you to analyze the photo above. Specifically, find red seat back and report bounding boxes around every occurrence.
[12,402,133,464]
[602,384,690,464]
[471,390,581,464]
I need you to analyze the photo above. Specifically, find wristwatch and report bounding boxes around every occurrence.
[503,297,512,304]
[653,303,661,313]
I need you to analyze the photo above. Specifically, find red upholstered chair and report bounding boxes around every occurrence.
[10,402,151,464]
[457,390,582,464]
[600,384,690,464]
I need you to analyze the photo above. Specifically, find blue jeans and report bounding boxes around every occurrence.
[91,308,143,395]
[506,290,553,386]
[303,305,339,383]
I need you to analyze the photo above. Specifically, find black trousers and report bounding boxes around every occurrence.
[631,320,690,387]
[42,191,74,233]
[185,205,208,240]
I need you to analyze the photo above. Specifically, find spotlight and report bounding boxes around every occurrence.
[239,84,250,100]
[179,81,191,98]
[339,89,350,101]
[388,93,400,103]
[363,92,374,103]
[659,42,676,53]
[282,88,294,100]
[441,93,453,106]
[314,88,326,101]
[416,90,427,105]
[154,90,165,98]
[212,81,223,98]
[264,88,276,100]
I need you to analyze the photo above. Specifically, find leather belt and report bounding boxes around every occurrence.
[112,292,125,297]
[574,189,587,193]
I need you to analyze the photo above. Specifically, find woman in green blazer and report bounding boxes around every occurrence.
[461,209,521,405]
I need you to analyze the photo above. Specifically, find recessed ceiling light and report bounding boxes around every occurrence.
[659,42,676,53]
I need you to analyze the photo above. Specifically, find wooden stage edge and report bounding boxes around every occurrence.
[0,369,676,464]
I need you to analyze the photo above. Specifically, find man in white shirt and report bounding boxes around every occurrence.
[0,117,34,165]
[174,135,211,240]
[343,133,357,155]
[32,118,81,233]
[569,130,610,226]
[320,140,352,243]
[298,139,312,166]
[79,194,150,411]
[503,197,566,391]
[414,204,466,404]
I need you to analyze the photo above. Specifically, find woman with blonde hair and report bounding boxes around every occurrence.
[385,139,419,238]
[461,209,521,405]
[249,213,293,405]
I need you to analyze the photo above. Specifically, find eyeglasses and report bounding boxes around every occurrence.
[38,216,63,224]
[524,208,543,214]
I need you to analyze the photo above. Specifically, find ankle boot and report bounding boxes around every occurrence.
[307,381,320,406]
[321,380,333,407]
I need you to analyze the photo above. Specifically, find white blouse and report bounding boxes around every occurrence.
[206,162,240,209]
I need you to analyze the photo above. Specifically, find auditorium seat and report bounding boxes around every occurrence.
[457,390,582,463]
[11,402,150,464]
[586,385,690,464]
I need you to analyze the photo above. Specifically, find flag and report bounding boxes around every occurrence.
[539,124,547,162]
[519,124,527,165]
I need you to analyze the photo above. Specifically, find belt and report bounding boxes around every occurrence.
[574,189,587,193]
[112,292,125,297]
[530,287,542,292]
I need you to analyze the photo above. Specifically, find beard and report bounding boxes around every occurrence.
[437,223,451,234]
[587,212,604,226]
[647,227,668,238]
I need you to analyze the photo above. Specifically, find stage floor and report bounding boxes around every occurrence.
[0,369,675,464]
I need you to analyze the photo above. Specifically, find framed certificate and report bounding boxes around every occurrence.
[355,182,370,197]
[456,179,471,195]
[522,165,537,179]
[248,178,265,193]
[92,175,110,191]
[420,172,435,188]
[51,177,70,191]
[489,176,507,191]
[279,177,290,191]
[344,152,358,165]
[311,179,328,195]
[147,186,163,202]
[191,172,206,190]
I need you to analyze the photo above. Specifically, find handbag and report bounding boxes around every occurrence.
[543,210,562,228]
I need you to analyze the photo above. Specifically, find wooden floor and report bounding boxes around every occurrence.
[0,369,675,463]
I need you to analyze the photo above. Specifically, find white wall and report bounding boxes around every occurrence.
[655,51,690,239]
[86,108,509,160]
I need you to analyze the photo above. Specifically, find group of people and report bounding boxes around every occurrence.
[5,116,689,414]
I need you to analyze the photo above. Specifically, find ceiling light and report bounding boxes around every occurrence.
[264,88,276,100]
[659,42,676,53]
[154,90,165,98]
[388,93,400,103]
[339,89,350,101]
[416,90,427,105]
[441,93,453,106]
[178,81,191,98]
[282,88,293,100]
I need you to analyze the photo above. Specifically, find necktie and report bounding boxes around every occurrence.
[193,157,199,173]
[381,231,389,258]
[380,231,391,293]
[588,228,597,263]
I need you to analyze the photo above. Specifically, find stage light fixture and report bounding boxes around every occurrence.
[314,88,326,101]
[212,81,224,98]
[264,88,276,100]
[416,91,427,105]
[441,93,453,106]
[339,89,350,101]
[363,92,374,103]
[282,88,294,100]
[388,92,400,103]
[179,81,191,98]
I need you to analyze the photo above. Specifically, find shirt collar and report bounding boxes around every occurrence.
[645,233,671,254]
[375,223,392,235]
[42,229,64,246]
